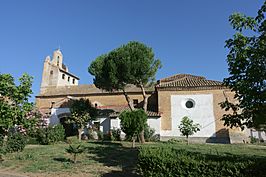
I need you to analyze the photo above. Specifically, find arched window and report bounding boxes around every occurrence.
[50,70,53,75]
[68,76,70,82]
[72,79,75,84]
[62,74,65,79]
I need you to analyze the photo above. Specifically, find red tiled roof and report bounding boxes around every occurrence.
[160,74,205,83]
[37,84,154,97]
[97,105,161,118]
[157,74,225,90]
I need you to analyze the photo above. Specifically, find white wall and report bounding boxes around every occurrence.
[147,117,161,134]
[93,117,110,134]
[57,71,78,86]
[111,117,161,135]
[49,108,161,138]
[49,108,70,125]
[249,129,266,140]
[161,94,216,138]
[50,108,110,134]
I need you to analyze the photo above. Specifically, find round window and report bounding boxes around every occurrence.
[185,100,194,108]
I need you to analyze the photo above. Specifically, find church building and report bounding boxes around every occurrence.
[36,49,252,143]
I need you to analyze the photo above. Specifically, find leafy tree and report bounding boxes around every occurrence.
[178,116,200,145]
[220,1,266,130]
[120,109,148,148]
[68,98,97,141]
[89,41,161,143]
[0,73,36,135]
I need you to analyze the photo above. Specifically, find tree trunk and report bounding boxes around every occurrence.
[186,136,189,145]
[78,128,83,142]
[139,130,145,144]
[122,87,145,144]
[132,136,136,148]
[122,89,135,111]
[139,84,148,112]
[73,154,77,163]
[139,84,147,144]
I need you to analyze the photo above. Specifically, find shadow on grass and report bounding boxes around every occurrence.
[53,157,71,163]
[86,141,139,177]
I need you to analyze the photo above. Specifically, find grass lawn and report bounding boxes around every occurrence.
[0,139,266,177]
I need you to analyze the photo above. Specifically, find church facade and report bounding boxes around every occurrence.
[36,49,253,143]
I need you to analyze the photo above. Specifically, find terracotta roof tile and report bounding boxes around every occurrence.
[160,74,205,83]
[38,84,154,97]
[97,105,161,118]
[157,74,225,90]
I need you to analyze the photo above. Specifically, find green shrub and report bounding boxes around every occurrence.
[103,132,114,141]
[6,132,27,153]
[137,146,266,177]
[0,135,5,155]
[111,128,121,141]
[144,126,155,142]
[250,136,260,144]
[167,138,183,144]
[97,130,103,140]
[36,125,65,145]
[52,124,65,141]
[0,134,4,147]
[27,137,39,145]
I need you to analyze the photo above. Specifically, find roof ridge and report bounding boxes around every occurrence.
[157,75,223,89]
[159,73,205,83]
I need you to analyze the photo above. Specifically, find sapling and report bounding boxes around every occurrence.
[65,144,84,163]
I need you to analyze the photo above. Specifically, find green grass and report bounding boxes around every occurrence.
[0,139,266,177]
[0,139,138,177]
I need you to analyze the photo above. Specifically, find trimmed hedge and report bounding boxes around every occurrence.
[138,146,266,177]
[0,134,3,147]
[0,134,5,154]
[36,125,65,145]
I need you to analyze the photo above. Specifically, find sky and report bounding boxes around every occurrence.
[0,0,264,102]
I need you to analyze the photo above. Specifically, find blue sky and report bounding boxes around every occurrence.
[0,0,264,102]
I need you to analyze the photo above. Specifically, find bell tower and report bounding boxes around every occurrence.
[40,49,79,94]
[51,49,63,69]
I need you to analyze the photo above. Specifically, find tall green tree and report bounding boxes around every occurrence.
[221,1,266,130]
[0,73,36,135]
[68,98,97,141]
[88,41,161,143]
[89,41,161,110]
